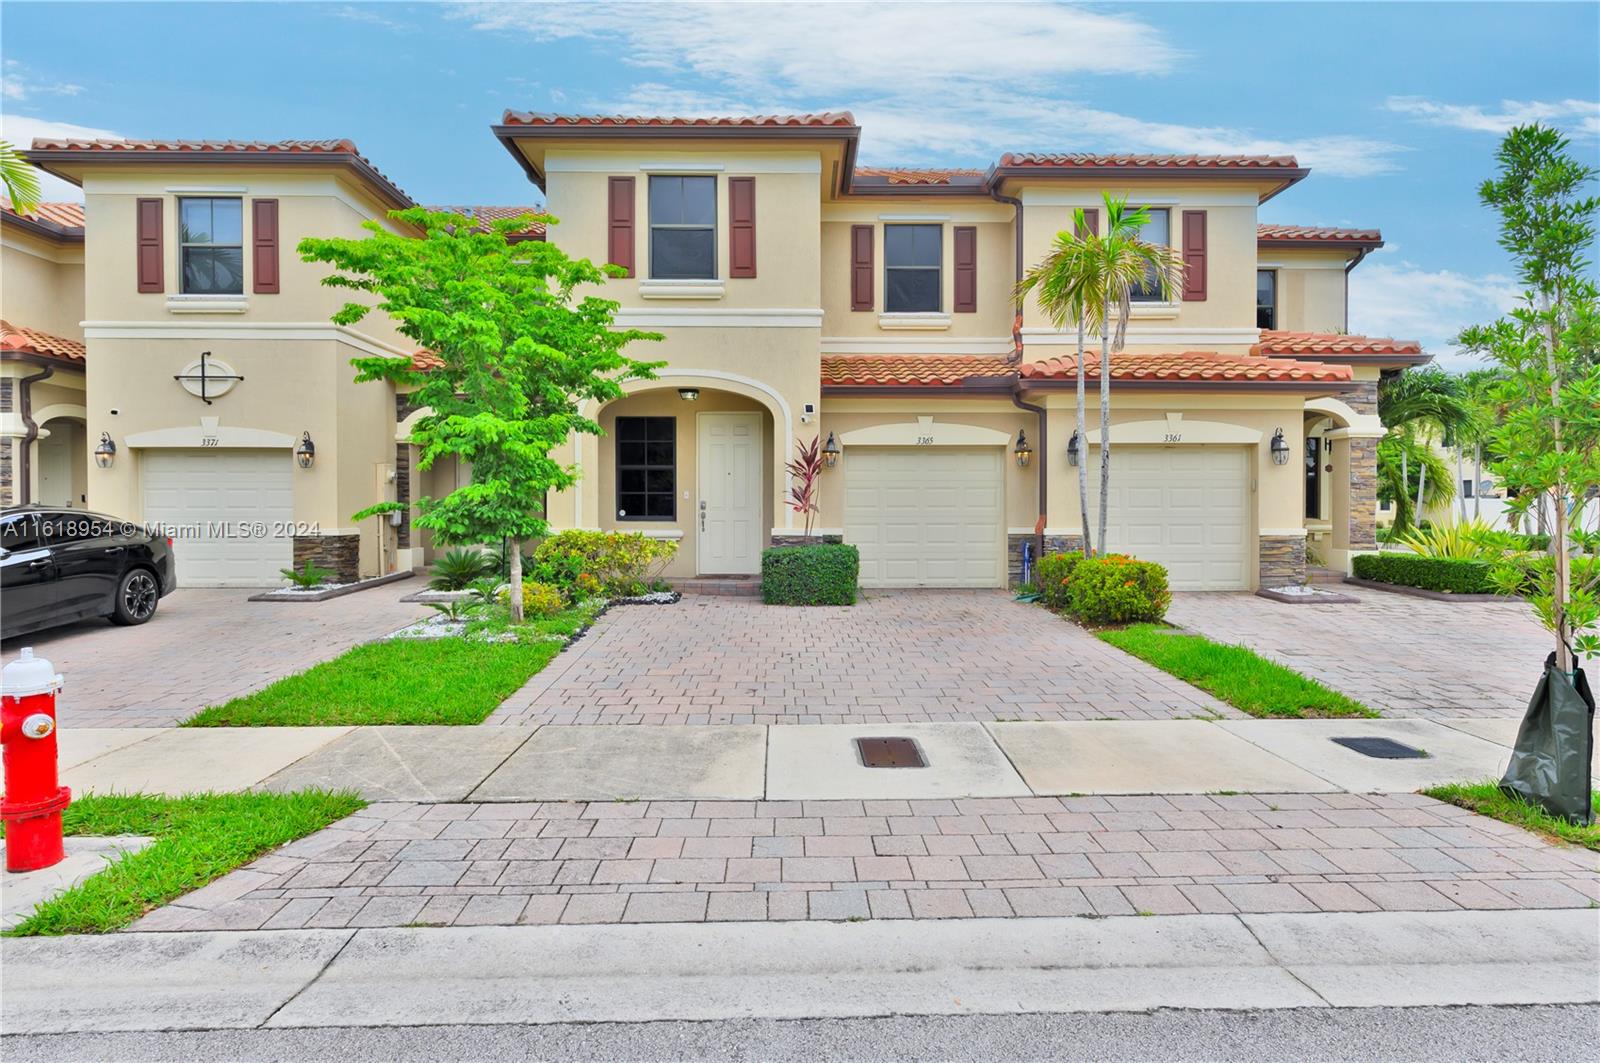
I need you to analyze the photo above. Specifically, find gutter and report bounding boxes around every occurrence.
[14,361,54,506]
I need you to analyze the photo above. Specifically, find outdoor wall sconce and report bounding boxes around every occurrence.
[93,432,116,469]
[1270,428,1291,466]
[295,431,316,470]
[1014,429,1033,468]
[1066,430,1081,467]
[677,387,700,402]
[822,432,841,468]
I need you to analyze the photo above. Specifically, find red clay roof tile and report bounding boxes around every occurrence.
[999,153,1301,169]
[501,111,857,128]
[1254,331,1425,360]
[1,320,86,364]
[852,167,986,186]
[426,205,547,237]
[1257,223,1383,246]
[822,354,1013,387]
[1019,351,1351,385]
[0,200,85,231]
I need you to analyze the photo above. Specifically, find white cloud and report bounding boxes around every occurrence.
[331,5,417,33]
[1385,96,1600,137]
[2,60,84,102]
[0,115,125,201]
[1348,251,1524,371]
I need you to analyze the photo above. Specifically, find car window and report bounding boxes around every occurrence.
[46,514,113,545]
[1,515,46,553]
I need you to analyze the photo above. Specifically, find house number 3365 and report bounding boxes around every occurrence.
[915,435,935,445]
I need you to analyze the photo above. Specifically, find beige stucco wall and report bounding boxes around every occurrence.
[3,230,86,340]
[1262,248,1350,333]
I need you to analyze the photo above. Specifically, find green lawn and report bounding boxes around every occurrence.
[1097,624,1378,719]
[4,791,364,935]
[183,602,599,727]
[1423,781,1600,851]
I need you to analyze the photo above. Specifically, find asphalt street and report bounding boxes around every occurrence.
[4,1005,1596,1062]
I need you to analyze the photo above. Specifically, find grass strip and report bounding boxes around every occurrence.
[1097,623,1378,719]
[5,790,364,935]
[1423,780,1599,851]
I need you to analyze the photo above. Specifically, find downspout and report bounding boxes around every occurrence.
[994,187,1046,568]
[1341,247,1369,332]
[14,360,55,506]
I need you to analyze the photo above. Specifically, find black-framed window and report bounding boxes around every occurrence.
[1305,436,1322,520]
[615,416,676,520]
[1129,207,1171,302]
[179,197,244,294]
[1257,269,1277,330]
[884,224,942,312]
[649,175,716,280]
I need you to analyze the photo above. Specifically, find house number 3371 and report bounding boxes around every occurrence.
[200,435,221,447]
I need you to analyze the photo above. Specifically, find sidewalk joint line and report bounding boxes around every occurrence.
[1236,914,1334,1007]
[255,928,358,1029]
[462,725,542,802]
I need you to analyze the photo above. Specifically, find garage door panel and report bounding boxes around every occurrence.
[846,446,1004,588]
[1090,446,1250,591]
[141,449,294,588]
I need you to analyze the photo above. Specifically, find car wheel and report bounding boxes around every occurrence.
[111,568,161,626]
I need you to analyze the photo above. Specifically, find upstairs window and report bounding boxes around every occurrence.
[884,224,942,313]
[649,175,716,280]
[1256,269,1278,330]
[179,197,244,294]
[615,416,676,521]
[1129,207,1171,302]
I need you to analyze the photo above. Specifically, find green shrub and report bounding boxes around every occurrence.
[1509,532,1551,552]
[531,530,677,598]
[515,581,567,618]
[762,544,859,606]
[1352,552,1496,593]
[280,560,335,588]
[1066,554,1172,624]
[1036,551,1085,610]
[430,548,494,590]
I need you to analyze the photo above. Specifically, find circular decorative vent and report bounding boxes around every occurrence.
[175,353,243,403]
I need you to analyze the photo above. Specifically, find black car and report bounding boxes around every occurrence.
[1,507,176,640]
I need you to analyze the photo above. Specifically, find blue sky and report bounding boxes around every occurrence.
[4,1,1597,367]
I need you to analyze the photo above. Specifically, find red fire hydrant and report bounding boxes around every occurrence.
[2,648,71,872]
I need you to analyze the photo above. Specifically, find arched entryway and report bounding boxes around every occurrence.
[1304,396,1385,570]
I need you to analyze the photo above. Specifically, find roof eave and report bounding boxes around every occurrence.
[1257,238,1384,253]
[821,379,1017,396]
[0,213,83,244]
[1018,376,1357,393]
[987,164,1310,202]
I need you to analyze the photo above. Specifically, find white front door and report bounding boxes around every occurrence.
[37,428,75,508]
[845,447,1005,588]
[697,412,763,574]
[141,449,295,587]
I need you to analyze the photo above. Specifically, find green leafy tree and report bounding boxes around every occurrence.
[1458,125,1600,671]
[1377,367,1469,532]
[298,208,662,622]
[0,141,42,214]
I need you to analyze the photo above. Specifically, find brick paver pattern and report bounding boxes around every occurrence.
[2,588,429,727]
[1167,587,1554,719]
[132,793,1597,931]
[491,591,1236,725]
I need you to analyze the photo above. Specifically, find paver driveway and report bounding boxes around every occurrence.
[1,587,428,727]
[1167,587,1553,719]
[491,590,1235,726]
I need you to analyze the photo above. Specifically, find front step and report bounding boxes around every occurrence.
[671,576,761,597]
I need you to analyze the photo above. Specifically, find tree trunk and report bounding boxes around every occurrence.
[1415,460,1427,525]
[1473,444,1482,520]
[1076,314,1092,557]
[508,538,525,624]
[1542,289,1572,674]
[1096,291,1112,558]
[1456,445,1466,521]
[1399,444,1409,533]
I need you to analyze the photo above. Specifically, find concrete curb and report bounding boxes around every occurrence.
[248,571,415,603]
[3,909,1595,1034]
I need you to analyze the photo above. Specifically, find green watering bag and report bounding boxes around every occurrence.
[1499,654,1596,825]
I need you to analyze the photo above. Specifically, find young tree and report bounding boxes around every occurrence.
[299,208,662,622]
[1458,125,1600,674]
[786,435,824,539]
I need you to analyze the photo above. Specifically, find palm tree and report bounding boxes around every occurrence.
[1378,368,1471,532]
[0,141,42,214]
[1455,368,1505,520]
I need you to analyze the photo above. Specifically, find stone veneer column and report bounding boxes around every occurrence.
[1008,532,1085,585]
[1258,535,1308,587]
[293,534,361,583]
[1345,437,1379,550]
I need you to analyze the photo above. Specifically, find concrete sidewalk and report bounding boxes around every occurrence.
[4,909,1595,1033]
[60,717,1542,800]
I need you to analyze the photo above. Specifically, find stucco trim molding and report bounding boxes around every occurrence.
[1306,396,1383,435]
[821,336,1013,354]
[31,403,88,426]
[839,416,1010,448]
[1259,527,1309,538]
[612,308,823,328]
[126,417,296,449]
[83,321,415,360]
[1324,425,1387,441]
[1022,326,1261,346]
[396,405,432,442]
[637,280,727,300]
[878,313,952,331]
[1082,415,1263,446]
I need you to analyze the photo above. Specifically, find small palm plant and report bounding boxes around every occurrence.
[280,560,336,588]
[786,435,825,539]
[428,548,493,590]
[466,576,503,609]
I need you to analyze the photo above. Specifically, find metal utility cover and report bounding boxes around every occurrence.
[856,737,926,768]
[1330,736,1429,760]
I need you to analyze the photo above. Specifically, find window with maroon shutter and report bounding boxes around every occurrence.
[953,226,977,313]
[1182,210,1207,301]
[252,199,280,294]
[607,176,635,277]
[850,224,873,311]
[728,176,756,278]
[136,197,163,293]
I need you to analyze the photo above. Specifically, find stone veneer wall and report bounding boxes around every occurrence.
[770,534,843,548]
[395,443,411,549]
[1347,437,1379,549]
[293,533,361,583]
[1008,532,1086,586]
[1346,380,1378,415]
[1259,534,1308,587]
[0,381,12,505]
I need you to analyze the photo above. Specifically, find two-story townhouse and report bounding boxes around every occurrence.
[494,113,1426,591]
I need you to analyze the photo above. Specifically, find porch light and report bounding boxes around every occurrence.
[1014,429,1033,468]
[822,431,841,468]
[677,387,700,402]
[1270,428,1290,466]
[1066,430,1080,467]
[93,432,116,469]
[295,431,316,469]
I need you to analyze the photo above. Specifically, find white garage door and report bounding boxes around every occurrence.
[141,450,294,587]
[845,447,1004,588]
[1091,446,1250,591]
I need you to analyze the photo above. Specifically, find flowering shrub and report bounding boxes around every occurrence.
[1062,554,1171,625]
[1035,552,1085,610]
[517,581,567,618]
[530,530,677,599]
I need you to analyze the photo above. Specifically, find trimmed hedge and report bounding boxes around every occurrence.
[1352,552,1495,594]
[1067,554,1172,624]
[762,543,859,606]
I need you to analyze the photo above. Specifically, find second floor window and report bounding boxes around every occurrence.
[885,224,941,313]
[649,175,716,280]
[1129,208,1171,302]
[1256,269,1277,330]
[179,197,244,295]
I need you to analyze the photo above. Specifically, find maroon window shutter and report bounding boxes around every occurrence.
[1181,210,1207,301]
[252,199,280,294]
[607,177,635,277]
[729,177,756,278]
[850,224,873,311]
[953,226,977,313]
[136,197,163,293]
[1078,208,1098,238]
